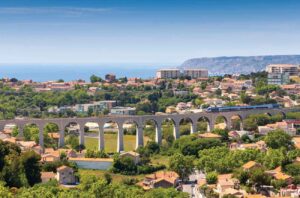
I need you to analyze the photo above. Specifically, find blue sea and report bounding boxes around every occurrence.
[0,64,168,82]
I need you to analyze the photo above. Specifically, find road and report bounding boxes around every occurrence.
[182,170,206,197]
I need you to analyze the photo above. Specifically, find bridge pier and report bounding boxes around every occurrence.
[208,122,214,132]
[191,123,197,134]
[38,126,44,148]
[17,125,24,137]
[58,130,65,147]
[98,125,105,151]
[155,123,162,145]
[226,120,232,130]
[173,123,180,139]
[79,125,85,146]
[117,125,124,152]
[240,122,244,131]
[136,126,144,149]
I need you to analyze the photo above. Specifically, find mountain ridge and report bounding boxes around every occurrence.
[179,55,300,74]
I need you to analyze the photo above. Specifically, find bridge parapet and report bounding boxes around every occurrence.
[0,108,298,152]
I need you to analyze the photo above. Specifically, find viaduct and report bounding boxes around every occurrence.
[0,108,298,152]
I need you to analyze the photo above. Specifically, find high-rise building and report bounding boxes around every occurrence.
[183,69,208,79]
[266,64,299,76]
[156,69,181,79]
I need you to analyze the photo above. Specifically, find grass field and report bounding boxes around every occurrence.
[85,134,150,152]
[78,169,145,184]
[150,154,170,167]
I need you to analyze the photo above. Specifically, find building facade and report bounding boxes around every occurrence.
[156,69,181,79]
[56,166,76,185]
[183,69,208,79]
[110,106,136,115]
[156,69,208,79]
[267,72,290,85]
[266,64,299,76]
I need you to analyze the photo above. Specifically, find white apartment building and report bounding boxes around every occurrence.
[267,72,289,85]
[74,100,116,113]
[156,69,180,79]
[183,69,208,78]
[266,64,299,76]
[110,106,136,115]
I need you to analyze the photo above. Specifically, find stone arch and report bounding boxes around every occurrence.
[179,117,194,136]
[214,115,228,130]
[3,123,19,137]
[101,120,120,153]
[122,119,140,151]
[83,122,100,151]
[64,122,81,136]
[197,116,212,132]
[43,122,60,148]
[143,119,161,145]
[23,122,44,147]
[229,114,243,131]
[161,118,178,143]
[64,121,83,150]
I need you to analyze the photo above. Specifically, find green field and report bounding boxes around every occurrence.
[150,154,170,167]
[85,134,150,152]
[78,169,145,184]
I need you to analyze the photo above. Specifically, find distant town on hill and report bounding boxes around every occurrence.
[180,55,300,75]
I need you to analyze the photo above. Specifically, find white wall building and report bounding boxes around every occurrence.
[266,64,299,76]
[110,106,136,115]
[267,72,290,85]
[156,69,181,79]
[183,69,208,79]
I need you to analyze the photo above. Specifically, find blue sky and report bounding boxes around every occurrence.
[0,0,300,65]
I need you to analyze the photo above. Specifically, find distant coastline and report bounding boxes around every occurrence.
[0,64,166,82]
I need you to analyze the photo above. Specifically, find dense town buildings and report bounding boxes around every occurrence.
[1,64,300,197]
[266,64,300,85]
[156,68,208,79]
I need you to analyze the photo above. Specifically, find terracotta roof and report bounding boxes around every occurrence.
[241,143,259,149]
[120,151,140,157]
[223,188,246,196]
[292,137,300,149]
[57,165,72,172]
[198,132,221,138]
[198,178,207,187]
[3,137,17,143]
[18,141,36,148]
[44,148,55,153]
[218,174,232,180]
[293,137,300,142]
[145,171,179,185]
[242,161,260,170]
[48,133,60,139]
[266,166,292,181]
[41,172,56,181]
[274,172,292,181]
